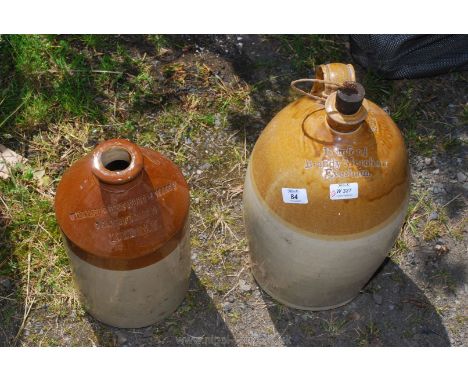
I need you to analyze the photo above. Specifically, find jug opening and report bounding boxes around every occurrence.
[101,147,132,171]
[91,139,144,185]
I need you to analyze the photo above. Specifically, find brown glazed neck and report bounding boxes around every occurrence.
[91,139,144,185]
[55,139,190,271]
[326,116,362,134]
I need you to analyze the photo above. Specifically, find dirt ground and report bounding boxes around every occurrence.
[0,35,466,346]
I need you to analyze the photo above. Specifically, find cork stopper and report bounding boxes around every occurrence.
[335,81,365,115]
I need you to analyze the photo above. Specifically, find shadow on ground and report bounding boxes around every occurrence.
[0,211,22,346]
[87,271,236,346]
[262,258,451,346]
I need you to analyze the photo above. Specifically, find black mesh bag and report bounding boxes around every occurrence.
[350,34,468,79]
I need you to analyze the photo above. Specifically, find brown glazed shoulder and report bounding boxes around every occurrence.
[250,97,410,236]
[55,143,190,271]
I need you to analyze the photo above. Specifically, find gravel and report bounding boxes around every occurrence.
[238,279,252,293]
[116,332,128,345]
[0,277,12,291]
[428,211,439,221]
[221,302,232,312]
[373,293,383,305]
[432,183,446,194]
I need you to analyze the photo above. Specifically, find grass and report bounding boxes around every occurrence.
[275,35,347,73]
[389,238,409,264]
[462,104,468,125]
[356,320,381,346]
[320,314,348,337]
[0,160,80,344]
[361,71,434,157]
[389,190,441,264]
[431,269,457,294]
[362,70,465,158]
[361,71,393,105]
[400,189,453,245]
[1,36,103,128]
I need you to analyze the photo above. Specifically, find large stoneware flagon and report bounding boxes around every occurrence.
[244,63,410,310]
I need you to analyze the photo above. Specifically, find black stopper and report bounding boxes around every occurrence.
[335,81,365,115]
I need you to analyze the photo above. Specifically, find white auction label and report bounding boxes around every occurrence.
[282,188,308,204]
[330,183,358,200]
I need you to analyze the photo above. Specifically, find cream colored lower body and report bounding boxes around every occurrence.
[66,231,191,328]
[244,169,408,310]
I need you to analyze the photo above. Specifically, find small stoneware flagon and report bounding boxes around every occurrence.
[55,139,190,328]
[243,63,410,310]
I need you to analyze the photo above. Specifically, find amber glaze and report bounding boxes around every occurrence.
[250,96,409,237]
[55,139,190,271]
[311,63,355,97]
[244,63,410,310]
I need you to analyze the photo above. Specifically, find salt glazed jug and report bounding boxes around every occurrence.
[55,139,190,327]
[243,63,410,310]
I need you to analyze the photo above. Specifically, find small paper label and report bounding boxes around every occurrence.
[282,188,308,204]
[330,183,358,200]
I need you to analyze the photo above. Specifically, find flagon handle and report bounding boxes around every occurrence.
[290,78,341,102]
[290,63,357,103]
